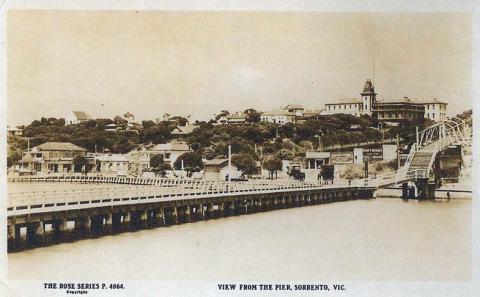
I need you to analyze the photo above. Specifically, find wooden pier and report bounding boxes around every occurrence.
[7,179,375,252]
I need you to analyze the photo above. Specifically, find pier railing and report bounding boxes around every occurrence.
[8,177,377,217]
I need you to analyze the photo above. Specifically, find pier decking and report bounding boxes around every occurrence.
[7,177,375,251]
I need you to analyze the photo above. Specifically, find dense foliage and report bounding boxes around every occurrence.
[7,113,434,170]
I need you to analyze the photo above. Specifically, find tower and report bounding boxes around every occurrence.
[361,79,377,116]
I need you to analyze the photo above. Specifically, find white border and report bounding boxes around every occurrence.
[0,1,478,296]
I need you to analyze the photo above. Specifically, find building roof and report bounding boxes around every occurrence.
[226,112,246,120]
[204,158,229,167]
[361,79,376,96]
[171,125,197,135]
[284,104,304,110]
[305,151,331,159]
[35,142,87,152]
[72,111,92,120]
[7,126,22,131]
[415,98,448,105]
[375,98,425,106]
[96,154,129,162]
[326,98,362,105]
[261,109,295,116]
[19,153,36,163]
[149,140,191,152]
[303,108,324,114]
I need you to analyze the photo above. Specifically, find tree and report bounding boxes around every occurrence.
[262,155,283,179]
[73,156,89,173]
[276,149,294,160]
[123,112,135,122]
[83,119,97,129]
[214,110,230,121]
[113,116,128,126]
[232,153,257,176]
[149,154,164,168]
[7,151,22,168]
[244,109,261,123]
[158,163,172,171]
[173,152,203,170]
[30,120,41,127]
[112,136,135,154]
[169,116,188,126]
[139,124,173,144]
[142,120,155,129]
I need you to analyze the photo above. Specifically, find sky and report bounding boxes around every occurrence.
[7,10,472,125]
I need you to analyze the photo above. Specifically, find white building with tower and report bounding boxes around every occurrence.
[323,79,376,117]
[360,79,377,116]
[324,79,448,123]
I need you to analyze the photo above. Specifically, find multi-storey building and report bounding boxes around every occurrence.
[372,97,425,123]
[324,79,446,123]
[323,79,376,117]
[19,142,87,173]
[324,98,363,117]
[419,98,448,121]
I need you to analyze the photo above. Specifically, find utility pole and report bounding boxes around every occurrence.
[316,132,324,152]
[416,126,419,149]
[26,137,32,152]
[396,133,400,170]
[228,145,232,183]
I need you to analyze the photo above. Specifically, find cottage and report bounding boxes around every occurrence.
[105,123,119,132]
[65,111,92,125]
[226,112,246,124]
[260,109,295,124]
[283,104,305,117]
[297,109,323,122]
[96,154,129,175]
[171,124,197,140]
[203,158,242,180]
[7,125,23,137]
[304,151,331,169]
[126,149,151,175]
[148,140,191,166]
[19,142,87,173]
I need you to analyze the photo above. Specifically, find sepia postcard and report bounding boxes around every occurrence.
[1,1,479,296]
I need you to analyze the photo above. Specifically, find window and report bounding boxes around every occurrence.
[364,105,367,110]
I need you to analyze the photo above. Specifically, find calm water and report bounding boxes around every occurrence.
[8,197,471,281]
